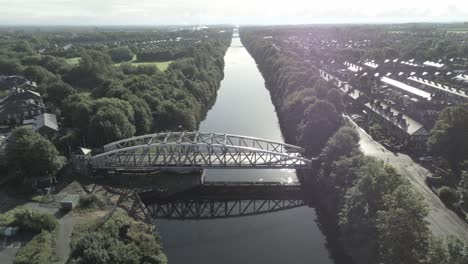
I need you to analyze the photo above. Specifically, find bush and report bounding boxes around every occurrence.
[14,230,56,264]
[12,208,58,233]
[78,194,106,209]
[69,210,167,264]
[439,186,459,207]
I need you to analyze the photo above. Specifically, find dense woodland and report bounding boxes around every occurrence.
[241,26,468,264]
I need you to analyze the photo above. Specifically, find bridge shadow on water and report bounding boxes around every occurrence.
[140,182,314,220]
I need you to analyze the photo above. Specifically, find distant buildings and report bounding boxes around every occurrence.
[0,88,45,125]
[0,75,37,90]
[0,76,59,137]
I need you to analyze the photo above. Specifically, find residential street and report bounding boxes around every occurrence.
[351,121,468,240]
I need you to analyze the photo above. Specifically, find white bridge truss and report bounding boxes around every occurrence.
[90,132,313,170]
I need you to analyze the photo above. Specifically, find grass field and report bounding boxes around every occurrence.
[65,57,81,66]
[66,54,172,71]
[114,60,173,71]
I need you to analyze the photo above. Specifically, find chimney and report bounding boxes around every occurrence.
[399,118,407,128]
[397,112,403,120]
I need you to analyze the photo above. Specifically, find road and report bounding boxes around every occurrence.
[351,121,468,240]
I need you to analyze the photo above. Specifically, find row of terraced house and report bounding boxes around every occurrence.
[319,57,468,152]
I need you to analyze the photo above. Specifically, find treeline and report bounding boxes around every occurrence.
[240,28,468,264]
[241,29,344,156]
[319,125,468,264]
[427,103,468,216]
[0,29,231,150]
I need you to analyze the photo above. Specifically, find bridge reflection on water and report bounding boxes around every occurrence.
[140,181,311,220]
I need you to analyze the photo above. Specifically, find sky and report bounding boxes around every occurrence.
[0,0,467,25]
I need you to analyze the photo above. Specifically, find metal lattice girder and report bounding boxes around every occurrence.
[145,199,306,220]
[91,142,312,170]
[103,132,304,154]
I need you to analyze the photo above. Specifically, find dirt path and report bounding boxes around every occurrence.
[351,121,468,240]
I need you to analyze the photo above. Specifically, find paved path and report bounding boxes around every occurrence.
[351,120,468,240]
[56,212,73,264]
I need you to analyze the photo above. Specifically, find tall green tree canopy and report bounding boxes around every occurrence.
[298,100,341,156]
[428,103,468,177]
[109,47,134,63]
[6,127,64,180]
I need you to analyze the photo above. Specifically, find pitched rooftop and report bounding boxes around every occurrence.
[381,77,432,100]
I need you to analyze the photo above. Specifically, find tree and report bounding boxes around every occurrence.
[88,100,136,146]
[376,184,430,264]
[321,124,360,173]
[22,65,58,85]
[6,128,64,181]
[68,211,167,264]
[13,208,58,233]
[340,160,407,264]
[428,104,468,182]
[128,97,152,135]
[426,236,468,264]
[326,88,345,113]
[45,81,76,108]
[109,47,134,63]
[298,100,341,156]
[438,186,458,207]
[62,93,94,131]
[282,90,317,141]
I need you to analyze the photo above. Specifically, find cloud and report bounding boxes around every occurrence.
[0,0,467,25]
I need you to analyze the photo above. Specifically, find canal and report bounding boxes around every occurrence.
[155,33,336,264]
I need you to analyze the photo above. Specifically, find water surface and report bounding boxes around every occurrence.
[155,35,335,264]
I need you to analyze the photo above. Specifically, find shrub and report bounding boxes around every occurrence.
[69,210,167,264]
[439,186,458,207]
[12,208,58,232]
[78,194,106,209]
[14,230,56,264]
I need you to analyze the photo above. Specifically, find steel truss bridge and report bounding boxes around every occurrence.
[90,132,314,171]
[140,182,308,220]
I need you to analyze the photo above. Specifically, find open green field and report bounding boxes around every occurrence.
[66,54,172,71]
[114,60,173,71]
[65,57,81,65]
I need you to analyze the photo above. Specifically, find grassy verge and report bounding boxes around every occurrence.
[65,57,81,66]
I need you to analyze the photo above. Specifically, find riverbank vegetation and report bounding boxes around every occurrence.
[69,209,167,264]
[0,207,58,264]
[240,27,468,264]
[241,30,344,156]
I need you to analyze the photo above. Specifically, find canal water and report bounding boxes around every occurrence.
[155,34,336,264]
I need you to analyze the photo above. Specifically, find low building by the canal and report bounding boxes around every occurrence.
[364,100,429,151]
[22,113,58,138]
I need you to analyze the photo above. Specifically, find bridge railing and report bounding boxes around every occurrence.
[103,132,305,154]
[91,142,311,170]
